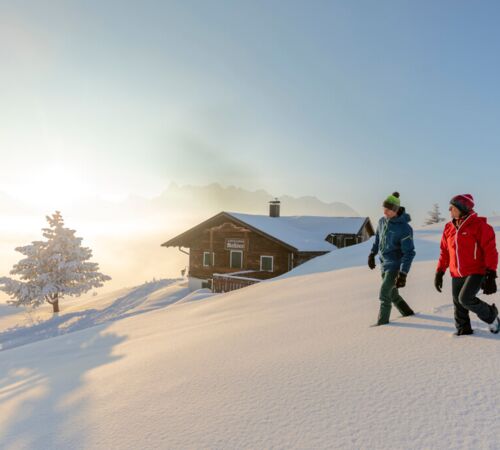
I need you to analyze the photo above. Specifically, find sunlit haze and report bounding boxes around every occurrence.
[2,0,500,291]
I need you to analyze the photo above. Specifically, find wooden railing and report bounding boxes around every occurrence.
[212,271,261,293]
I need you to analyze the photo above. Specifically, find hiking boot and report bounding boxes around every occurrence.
[453,328,474,337]
[377,304,391,326]
[488,304,500,334]
[488,317,500,334]
[396,300,415,317]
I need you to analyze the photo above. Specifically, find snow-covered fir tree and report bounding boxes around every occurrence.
[0,211,111,313]
[424,203,446,225]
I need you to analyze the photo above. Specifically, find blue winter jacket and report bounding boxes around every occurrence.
[370,210,416,274]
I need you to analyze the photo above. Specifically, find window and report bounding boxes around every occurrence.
[260,256,274,272]
[203,252,215,267]
[230,250,243,269]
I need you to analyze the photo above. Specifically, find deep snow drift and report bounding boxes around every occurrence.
[1,220,500,449]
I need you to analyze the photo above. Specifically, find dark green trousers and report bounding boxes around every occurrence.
[378,271,413,325]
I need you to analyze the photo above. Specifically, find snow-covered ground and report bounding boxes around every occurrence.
[1,220,500,449]
[0,279,201,352]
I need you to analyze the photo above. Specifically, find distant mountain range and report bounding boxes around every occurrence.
[152,183,359,218]
[0,183,359,221]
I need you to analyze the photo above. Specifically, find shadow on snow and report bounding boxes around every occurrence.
[0,279,188,352]
[390,313,500,341]
[0,329,126,449]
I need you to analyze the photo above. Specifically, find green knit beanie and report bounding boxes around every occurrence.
[383,192,401,212]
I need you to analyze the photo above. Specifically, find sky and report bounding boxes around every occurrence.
[1,0,500,222]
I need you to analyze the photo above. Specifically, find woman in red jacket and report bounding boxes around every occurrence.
[435,194,500,335]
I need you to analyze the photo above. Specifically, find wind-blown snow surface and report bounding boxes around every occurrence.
[2,220,500,449]
[0,279,195,352]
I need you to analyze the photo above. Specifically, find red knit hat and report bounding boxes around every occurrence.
[450,194,474,214]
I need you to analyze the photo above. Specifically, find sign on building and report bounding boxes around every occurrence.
[225,238,246,250]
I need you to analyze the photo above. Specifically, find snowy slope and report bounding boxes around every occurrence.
[281,220,444,278]
[1,221,500,449]
[0,279,192,351]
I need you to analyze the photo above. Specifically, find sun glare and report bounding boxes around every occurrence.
[8,163,93,209]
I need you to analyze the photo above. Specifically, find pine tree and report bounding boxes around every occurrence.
[424,203,445,225]
[0,211,111,313]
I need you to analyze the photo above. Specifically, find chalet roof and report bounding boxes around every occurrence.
[227,213,368,252]
[162,211,372,253]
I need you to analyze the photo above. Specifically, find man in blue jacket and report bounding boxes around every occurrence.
[368,192,416,326]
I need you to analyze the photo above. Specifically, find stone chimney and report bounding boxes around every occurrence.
[269,198,280,217]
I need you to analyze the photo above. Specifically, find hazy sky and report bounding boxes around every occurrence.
[2,0,500,221]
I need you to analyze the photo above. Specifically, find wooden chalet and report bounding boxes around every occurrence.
[162,200,374,293]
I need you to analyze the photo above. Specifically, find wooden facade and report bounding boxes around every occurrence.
[177,214,316,282]
[162,211,374,293]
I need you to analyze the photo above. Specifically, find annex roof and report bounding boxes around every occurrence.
[227,212,368,252]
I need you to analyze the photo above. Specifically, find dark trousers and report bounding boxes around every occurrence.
[378,271,413,324]
[452,275,496,331]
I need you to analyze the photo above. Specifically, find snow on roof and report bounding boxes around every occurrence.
[227,212,367,252]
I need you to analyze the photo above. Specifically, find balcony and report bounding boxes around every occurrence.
[211,271,262,293]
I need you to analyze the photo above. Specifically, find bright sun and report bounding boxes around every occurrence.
[8,163,93,209]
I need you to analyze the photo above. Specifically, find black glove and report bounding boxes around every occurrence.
[368,253,376,270]
[482,269,497,295]
[434,271,444,293]
[395,272,407,288]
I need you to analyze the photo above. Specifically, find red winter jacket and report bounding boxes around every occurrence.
[437,212,498,278]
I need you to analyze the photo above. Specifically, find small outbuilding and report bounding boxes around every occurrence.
[162,200,374,292]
